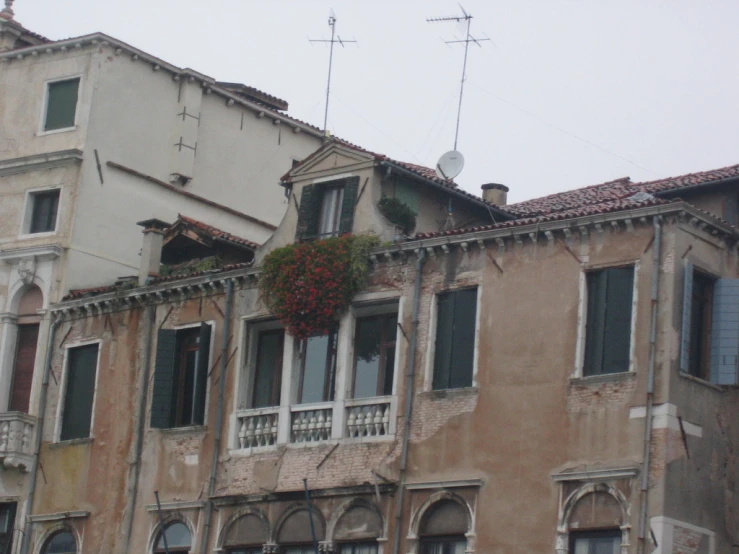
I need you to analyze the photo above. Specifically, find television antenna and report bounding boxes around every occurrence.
[427,5,490,151]
[309,11,357,136]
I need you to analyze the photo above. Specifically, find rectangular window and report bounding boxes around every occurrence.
[318,185,345,237]
[9,323,39,413]
[298,329,337,404]
[433,288,477,390]
[583,267,634,376]
[60,343,99,441]
[420,539,466,554]
[353,313,397,398]
[340,544,379,554]
[0,503,16,554]
[43,78,80,131]
[28,189,60,234]
[251,329,284,408]
[570,530,621,554]
[294,177,360,241]
[151,323,211,429]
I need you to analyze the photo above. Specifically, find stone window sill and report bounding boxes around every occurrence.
[50,437,93,449]
[419,386,479,400]
[570,371,635,386]
[157,425,208,437]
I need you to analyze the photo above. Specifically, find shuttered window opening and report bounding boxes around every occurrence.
[433,288,477,390]
[583,267,634,376]
[29,189,60,234]
[252,329,284,408]
[0,503,16,554]
[43,78,80,131]
[60,343,99,441]
[570,530,621,554]
[353,313,397,398]
[298,328,338,404]
[150,323,212,429]
[295,177,359,240]
[9,324,39,413]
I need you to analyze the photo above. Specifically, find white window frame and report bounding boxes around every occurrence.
[318,185,345,238]
[170,320,216,428]
[38,75,83,136]
[54,338,102,443]
[573,261,640,379]
[19,185,62,238]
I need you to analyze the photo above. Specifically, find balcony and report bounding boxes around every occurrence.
[345,397,391,438]
[0,412,36,472]
[236,407,279,449]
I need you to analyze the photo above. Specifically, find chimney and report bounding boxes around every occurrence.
[136,219,170,286]
[481,183,509,206]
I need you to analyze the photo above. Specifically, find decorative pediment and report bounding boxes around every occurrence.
[288,142,375,180]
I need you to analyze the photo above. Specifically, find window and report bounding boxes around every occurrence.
[353,313,397,398]
[277,508,325,550]
[26,189,60,234]
[41,531,76,554]
[419,500,468,554]
[154,522,191,554]
[151,324,212,429]
[10,324,39,413]
[340,545,378,554]
[251,329,284,408]
[59,343,99,441]
[334,504,382,552]
[570,530,621,554]
[583,267,634,376]
[433,288,477,390]
[0,504,16,554]
[298,329,337,404]
[43,78,80,132]
[222,513,268,554]
[681,266,715,380]
[294,177,359,240]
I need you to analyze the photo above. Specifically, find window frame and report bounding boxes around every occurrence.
[0,502,16,554]
[153,521,192,554]
[54,339,102,443]
[317,184,345,238]
[338,542,379,554]
[569,528,622,554]
[40,529,77,554]
[575,262,639,379]
[350,310,398,399]
[171,321,215,428]
[418,536,467,554]
[39,75,82,135]
[249,327,285,409]
[296,327,339,405]
[686,268,716,381]
[20,186,62,238]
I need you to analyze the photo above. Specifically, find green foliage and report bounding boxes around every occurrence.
[159,256,221,277]
[378,196,417,235]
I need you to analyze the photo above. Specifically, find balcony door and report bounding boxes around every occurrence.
[9,286,42,413]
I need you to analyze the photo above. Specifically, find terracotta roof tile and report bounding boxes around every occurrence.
[175,215,260,250]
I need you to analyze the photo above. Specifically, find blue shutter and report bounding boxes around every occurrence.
[680,262,693,373]
[710,279,739,385]
[338,176,360,235]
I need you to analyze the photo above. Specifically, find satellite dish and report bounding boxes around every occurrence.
[435,150,465,180]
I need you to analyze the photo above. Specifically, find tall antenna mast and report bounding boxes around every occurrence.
[309,12,357,136]
[427,5,489,150]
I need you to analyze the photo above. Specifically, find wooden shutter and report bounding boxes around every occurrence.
[584,271,608,376]
[192,323,211,425]
[680,261,694,373]
[710,279,739,385]
[9,324,39,413]
[433,292,455,389]
[338,176,360,235]
[295,184,321,240]
[449,288,477,388]
[601,267,634,374]
[151,329,178,428]
[44,79,80,131]
[60,344,98,441]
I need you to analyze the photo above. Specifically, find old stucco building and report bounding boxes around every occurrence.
[0,5,326,551]
[18,137,739,554]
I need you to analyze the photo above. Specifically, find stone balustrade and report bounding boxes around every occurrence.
[0,412,35,472]
[236,408,279,449]
[345,397,391,438]
[290,404,333,443]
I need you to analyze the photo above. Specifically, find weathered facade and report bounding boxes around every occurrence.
[22,139,739,554]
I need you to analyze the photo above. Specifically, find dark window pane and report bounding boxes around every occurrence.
[433,289,477,390]
[252,330,283,408]
[44,78,80,131]
[10,324,39,413]
[60,344,98,441]
[43,531,76,554]
[383,345,395,396]
[0,503,16,554]
[354,317,383,398]
[158,522,191,549]
[30,190,60,234]
[689,272,714,379]
[299,331,336,404]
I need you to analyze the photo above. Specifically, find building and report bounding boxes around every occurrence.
[0,6,326,550]
[26,138,739,554]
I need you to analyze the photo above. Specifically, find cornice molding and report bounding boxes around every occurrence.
[0,244,63,262]
[551,466,639,483]
[0,149,83,177]
[28,511,89,523]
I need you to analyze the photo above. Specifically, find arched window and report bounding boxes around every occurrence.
[277,508,324,554]
[567,492,622,554]
[41,531,76,554]
[419,500,468,554]
[335,505,382,554]
[223,513,267,554]
[154,522,192,554]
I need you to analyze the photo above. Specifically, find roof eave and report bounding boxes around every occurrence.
[653,175,739,198]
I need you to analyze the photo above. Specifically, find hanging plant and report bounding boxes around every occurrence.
[260,235,379,339]
[378,196,416,235]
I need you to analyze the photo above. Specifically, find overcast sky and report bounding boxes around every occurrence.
[15,1,739,204]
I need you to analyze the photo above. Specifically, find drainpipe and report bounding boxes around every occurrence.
[200,279,234,554]
[121,304,157,554]
[392,248,426,554]
[637,217,662,554]
[19,313,63,554]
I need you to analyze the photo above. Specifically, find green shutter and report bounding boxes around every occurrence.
[584,271,608,376]
[151,329,178,428]
[60,344,98,441]
[338,176,360,235]
[680,261,694,373]
[295,184,321,240]
[44,78,80,131]
[433,292,455,390]
[602,267,634,374]
[192,323,211,425]
[449,288,477,388]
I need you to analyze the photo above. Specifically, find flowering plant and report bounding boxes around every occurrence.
[260,235,379,339]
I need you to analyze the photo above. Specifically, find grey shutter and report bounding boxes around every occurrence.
[60,344,98,441]
[584,271,608,376]
[338,176,360,235]
[193,323,211,425]
[151,329,178,428]
[449,288,477,388]
[710,279,739,385]
[295,184,321,240]
[433,292,455,390]
[680,262,694,373]
[602,267,634,374]
[44,79,80,131]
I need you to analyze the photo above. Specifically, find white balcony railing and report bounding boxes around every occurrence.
[0,412,35,472]
[290,403,333,443]
[236,407,279,449]
[345,397,392,438]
